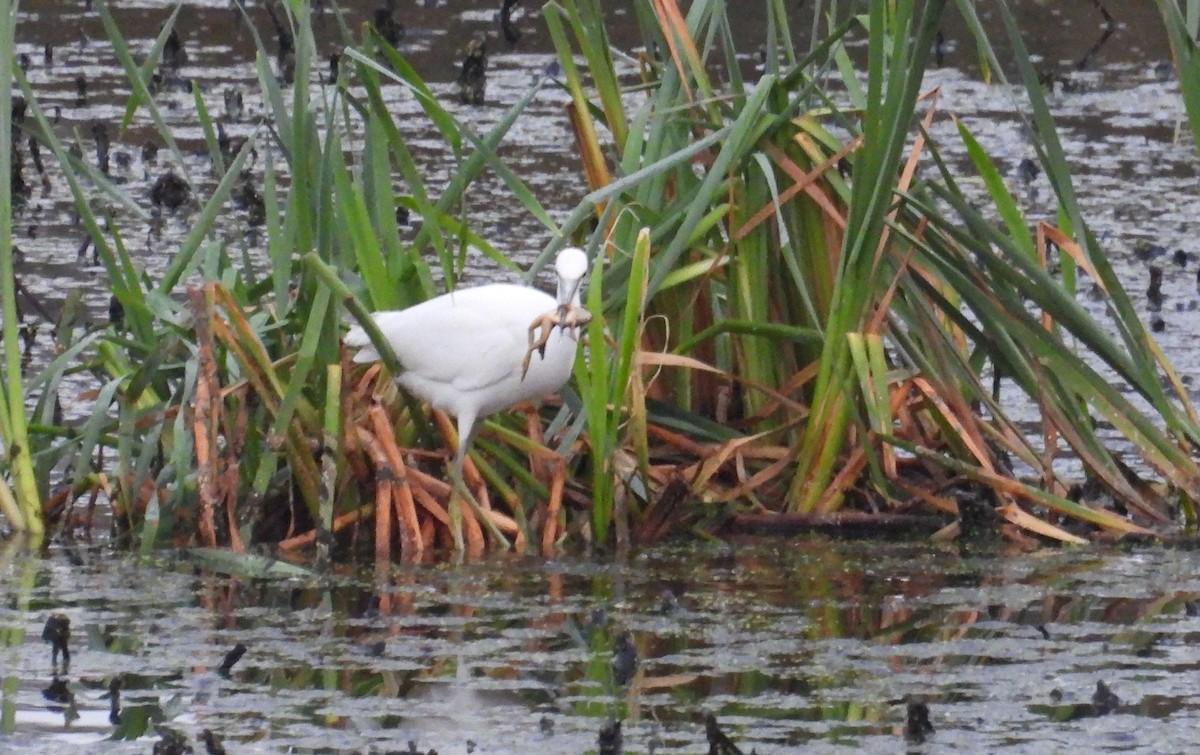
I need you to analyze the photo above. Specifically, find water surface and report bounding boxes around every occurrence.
[4,539,1200,752]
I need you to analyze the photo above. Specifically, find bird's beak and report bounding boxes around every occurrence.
[556,274,583,314]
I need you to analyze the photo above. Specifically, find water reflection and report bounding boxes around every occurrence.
[4,539,1200,752]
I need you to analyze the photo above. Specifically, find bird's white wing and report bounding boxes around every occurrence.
[354,288,549,392]
[398,307,524,391]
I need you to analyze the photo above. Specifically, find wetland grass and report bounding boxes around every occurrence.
[0,0,42,536]
[2,0,1199,561]
[8,0,591,559]
[542,0,1200,543]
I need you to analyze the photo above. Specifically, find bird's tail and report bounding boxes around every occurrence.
[343,323,381,363]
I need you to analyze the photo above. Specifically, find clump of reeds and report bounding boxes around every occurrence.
[5,0,1200,562]
[5,0,601,559]
[541,0,1200,544]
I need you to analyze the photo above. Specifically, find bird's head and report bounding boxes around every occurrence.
[554,247,588,314]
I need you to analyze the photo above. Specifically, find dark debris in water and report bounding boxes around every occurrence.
[1031,680,1123,722]
[152,725,193,755]
[500,0,522,45]
[612,631,638,686]
[1093,680,1121,715]
[41,613,71,670]
[150,170,191,210]
[1134,241,1168,263]
[372,0,406,47]
[161,28,188,72]
[233,171,265,226]
[456,35,487,105]
[41,676,73,705]
[104,676,122,725]
[597,719,622,755]
[705,713,753,755]
[199,729,226,755]
[217,642,247,677]
[905,700,935,745]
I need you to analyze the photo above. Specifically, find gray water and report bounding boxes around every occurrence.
[5,539,1200,753]
[5,0,1200,752]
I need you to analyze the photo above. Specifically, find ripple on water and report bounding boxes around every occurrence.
[3,539,1200,752]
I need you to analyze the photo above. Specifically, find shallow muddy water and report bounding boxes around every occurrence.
[5,539,1200,753]
[6,0,1200,752]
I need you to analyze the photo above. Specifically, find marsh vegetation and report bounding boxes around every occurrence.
[2,0,1200,564]
[5,0,1200,752]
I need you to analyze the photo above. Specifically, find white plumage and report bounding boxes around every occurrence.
[344,248,590,531]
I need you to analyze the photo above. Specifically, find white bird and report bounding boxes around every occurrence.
[345,247,591,548]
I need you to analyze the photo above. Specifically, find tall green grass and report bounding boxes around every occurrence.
[1156,0,1200,149]
[5,0,1199,554]
[6,0,589,555]
[544,0,1200,542]
[0,0,42,537]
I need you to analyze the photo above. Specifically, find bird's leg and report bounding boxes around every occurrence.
[521,304,593,379]
[448,417,511,555]
[448,439,469,555]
